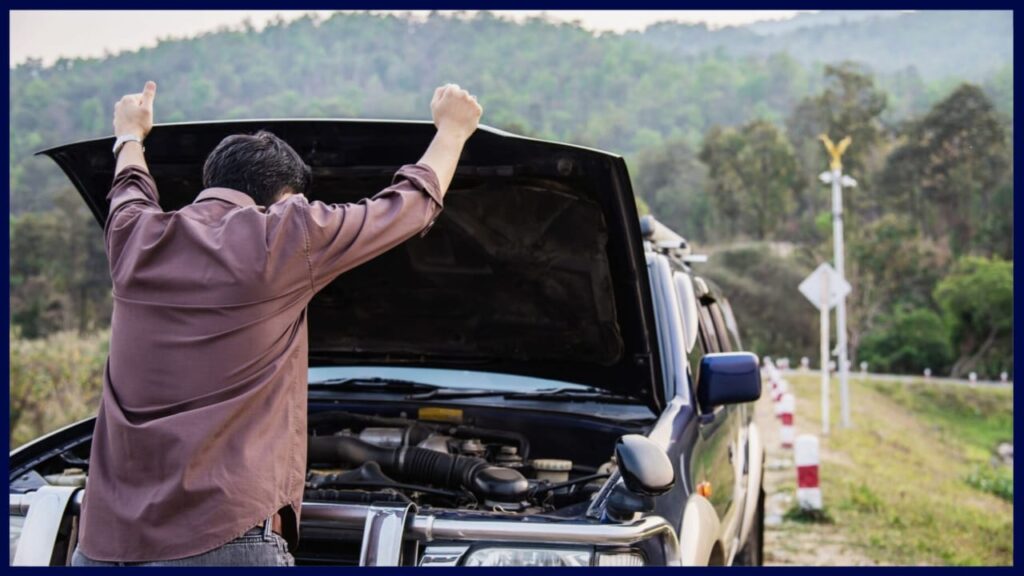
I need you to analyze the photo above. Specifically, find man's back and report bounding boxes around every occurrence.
[79,163,443,562]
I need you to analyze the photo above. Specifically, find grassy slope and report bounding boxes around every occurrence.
[784,373,1013,565]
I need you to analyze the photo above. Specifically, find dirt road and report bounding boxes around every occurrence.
[755,391,876,566]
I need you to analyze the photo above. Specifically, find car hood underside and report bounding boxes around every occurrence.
[39,119,662,409]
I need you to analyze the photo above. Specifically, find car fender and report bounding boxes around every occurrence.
[737,421,764,549]
[678,493,721,566]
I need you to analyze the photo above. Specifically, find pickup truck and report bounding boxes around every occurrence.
[9,120,764,566]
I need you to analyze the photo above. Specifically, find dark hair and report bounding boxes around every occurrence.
[202,130,312,207]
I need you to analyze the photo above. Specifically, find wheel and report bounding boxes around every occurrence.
[733,487,764,566]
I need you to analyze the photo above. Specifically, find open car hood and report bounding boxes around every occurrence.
[39,120,663,410]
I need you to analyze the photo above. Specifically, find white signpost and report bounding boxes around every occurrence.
[799,263,851,435]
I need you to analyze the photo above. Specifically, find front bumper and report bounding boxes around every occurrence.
[10,491,681,566]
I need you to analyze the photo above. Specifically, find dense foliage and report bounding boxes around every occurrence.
[8,11,1015,391]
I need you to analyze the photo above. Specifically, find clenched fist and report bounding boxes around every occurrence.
[431,84,483,142]
[114,81,157,140]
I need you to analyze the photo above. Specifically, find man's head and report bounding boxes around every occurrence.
[202,130,312,206]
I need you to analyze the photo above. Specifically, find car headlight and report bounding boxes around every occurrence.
[9,515,25,565]
[596,551,645,566]
[462,547,592,566]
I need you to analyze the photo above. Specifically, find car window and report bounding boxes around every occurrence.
[698,303,720,354]
[686,327,706,399]
[688,301,720,408]
[717,298,743,351]
[709,303,732,353]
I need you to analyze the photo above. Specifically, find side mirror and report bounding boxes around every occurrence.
[615,434,674,496]
[697,352,762,412]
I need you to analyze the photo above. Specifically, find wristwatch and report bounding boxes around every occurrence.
[112,134,145,158]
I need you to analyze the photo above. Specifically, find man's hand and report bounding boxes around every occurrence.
[431,83,482,142]
[418,84,482,197]
[113,81,157,140]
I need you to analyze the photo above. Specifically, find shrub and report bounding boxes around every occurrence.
[858,307,953,375]
[964,465,1013,502]
[8,329,109,449]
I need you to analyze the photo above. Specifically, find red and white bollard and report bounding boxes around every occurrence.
[795,434,822,510]
[779,393,796,449]
[773,379,789,417]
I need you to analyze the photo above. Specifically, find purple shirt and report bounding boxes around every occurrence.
[77,163,443,561]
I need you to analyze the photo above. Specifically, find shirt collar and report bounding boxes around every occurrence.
[194,188,257,208]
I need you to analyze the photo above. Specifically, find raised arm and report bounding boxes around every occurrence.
[418,83,483,196]
[113,81,156,176]
[299,84,482,290]
[106,81,161,265]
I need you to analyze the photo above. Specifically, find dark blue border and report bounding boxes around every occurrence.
[4,3,1019,573]
[3,2,1023,9]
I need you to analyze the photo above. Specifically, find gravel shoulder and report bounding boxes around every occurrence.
[755,389,877,566]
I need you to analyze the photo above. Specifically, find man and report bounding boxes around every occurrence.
[70,81,482,566]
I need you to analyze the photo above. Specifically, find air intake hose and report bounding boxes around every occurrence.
[308,435,529,503]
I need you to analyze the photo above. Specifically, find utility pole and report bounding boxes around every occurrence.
[819,135,856,429]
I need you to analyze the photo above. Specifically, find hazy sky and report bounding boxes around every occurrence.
[10,10,809,67]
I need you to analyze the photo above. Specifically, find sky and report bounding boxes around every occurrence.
[10,10,809,67]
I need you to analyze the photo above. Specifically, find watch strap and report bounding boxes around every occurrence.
[112,134,145,157]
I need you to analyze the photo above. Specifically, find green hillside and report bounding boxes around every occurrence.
[8,11,1014,382]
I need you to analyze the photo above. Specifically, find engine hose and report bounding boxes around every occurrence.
[308,435,529,503]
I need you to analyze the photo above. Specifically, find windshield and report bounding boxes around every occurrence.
[307,366,594,393]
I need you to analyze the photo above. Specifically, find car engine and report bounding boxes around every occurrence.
[306,410,614,515]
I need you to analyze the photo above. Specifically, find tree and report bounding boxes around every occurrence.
[847,214,950,360]
[879,84,1010,257]
[629,139,709,242]
[933,256,1013,378]
[857,307,953,375]
[786,62,889,230]
[699,120,801,240]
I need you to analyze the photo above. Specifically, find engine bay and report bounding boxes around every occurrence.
[9,401,656,565]
[305,409,619,516]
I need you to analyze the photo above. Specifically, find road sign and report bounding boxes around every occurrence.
[798,263,851,311]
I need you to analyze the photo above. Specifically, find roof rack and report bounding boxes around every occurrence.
[639,215,707,267]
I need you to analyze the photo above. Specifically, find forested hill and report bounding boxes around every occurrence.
[8,10,1013,214]
[634,11,1012,81]
[8,10,1015,381]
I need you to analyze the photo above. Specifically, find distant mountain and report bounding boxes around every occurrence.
[634,10,1012,81]
[8,10,1013,215]
[746,10,904,36]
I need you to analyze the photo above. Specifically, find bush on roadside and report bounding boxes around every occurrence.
[8,328,109,449]
[964,464,1013,502]
[857,307,953,375]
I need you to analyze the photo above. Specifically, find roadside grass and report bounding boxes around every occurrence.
[782,373,1013,565]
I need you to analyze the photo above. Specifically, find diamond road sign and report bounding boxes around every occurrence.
[799,263,851,311]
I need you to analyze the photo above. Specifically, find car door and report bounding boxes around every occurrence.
[680,279,737,543]
[706,298,750,556]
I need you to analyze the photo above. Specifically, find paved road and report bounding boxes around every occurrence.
[778,368,1012,388]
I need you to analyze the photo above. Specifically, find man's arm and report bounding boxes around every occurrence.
[114,81,156,176]
[299,84,482,290]
[106,81,160,265]
[417,84,483,196]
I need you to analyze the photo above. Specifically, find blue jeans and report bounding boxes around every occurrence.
[71,518,295,567]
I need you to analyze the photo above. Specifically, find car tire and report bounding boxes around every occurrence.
[733,487,764,566]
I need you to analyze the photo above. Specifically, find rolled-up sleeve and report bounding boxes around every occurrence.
[105,166,162,264]
[304,163,444,290]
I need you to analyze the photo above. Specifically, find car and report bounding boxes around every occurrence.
[9,120,764,567]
